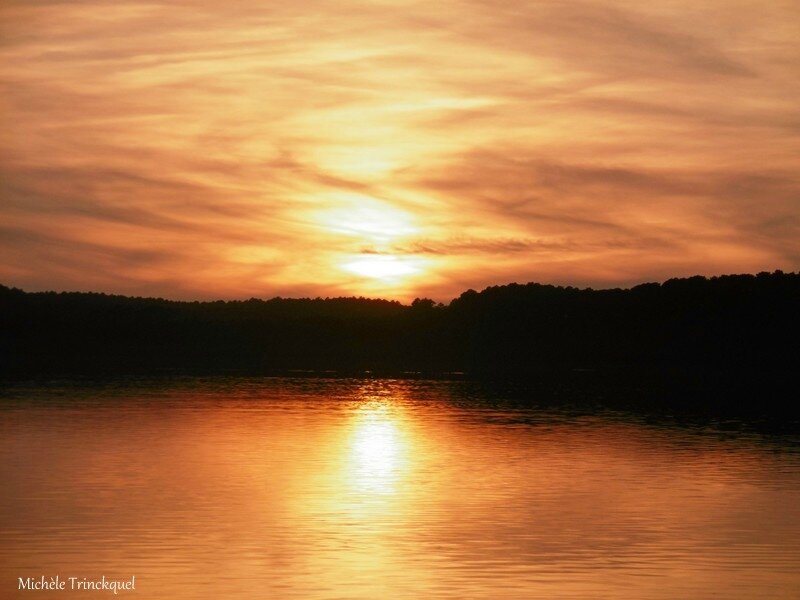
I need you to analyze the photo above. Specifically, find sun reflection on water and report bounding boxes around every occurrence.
[347,399,407,496]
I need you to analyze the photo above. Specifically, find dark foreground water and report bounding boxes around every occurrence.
[1,377,799,599]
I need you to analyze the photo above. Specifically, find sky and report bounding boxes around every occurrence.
[1,0,799,302]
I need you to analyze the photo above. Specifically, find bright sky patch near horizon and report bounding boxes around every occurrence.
[1,0,798,302]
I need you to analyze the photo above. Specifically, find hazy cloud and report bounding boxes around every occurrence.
[1,0,798,300]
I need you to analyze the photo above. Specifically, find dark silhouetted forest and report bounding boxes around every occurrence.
[2,272,798,385]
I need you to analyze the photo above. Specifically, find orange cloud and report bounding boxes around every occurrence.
[1,0,798,300]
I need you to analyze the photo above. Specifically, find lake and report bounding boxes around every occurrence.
[1,377,799,599]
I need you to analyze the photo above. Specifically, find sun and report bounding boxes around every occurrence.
[309,193,433,289]
[342,255,423,280]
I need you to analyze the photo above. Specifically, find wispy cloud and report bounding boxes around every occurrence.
[1,0,798,300]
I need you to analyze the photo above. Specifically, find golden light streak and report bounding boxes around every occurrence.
[348,402,406,495]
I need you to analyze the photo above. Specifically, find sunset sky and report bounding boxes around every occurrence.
[1,0,799,301]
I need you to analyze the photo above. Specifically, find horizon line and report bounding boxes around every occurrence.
[2,269,794,306]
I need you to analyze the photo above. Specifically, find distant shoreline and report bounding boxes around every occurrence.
[2,272,798,410]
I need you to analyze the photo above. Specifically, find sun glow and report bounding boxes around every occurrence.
[312,193,431,290]
[314,194,418,244]
[342,255,424,280]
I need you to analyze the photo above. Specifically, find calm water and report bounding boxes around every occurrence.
[2,377,799,599]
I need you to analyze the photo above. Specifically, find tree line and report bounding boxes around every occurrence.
[1,271,798,379]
